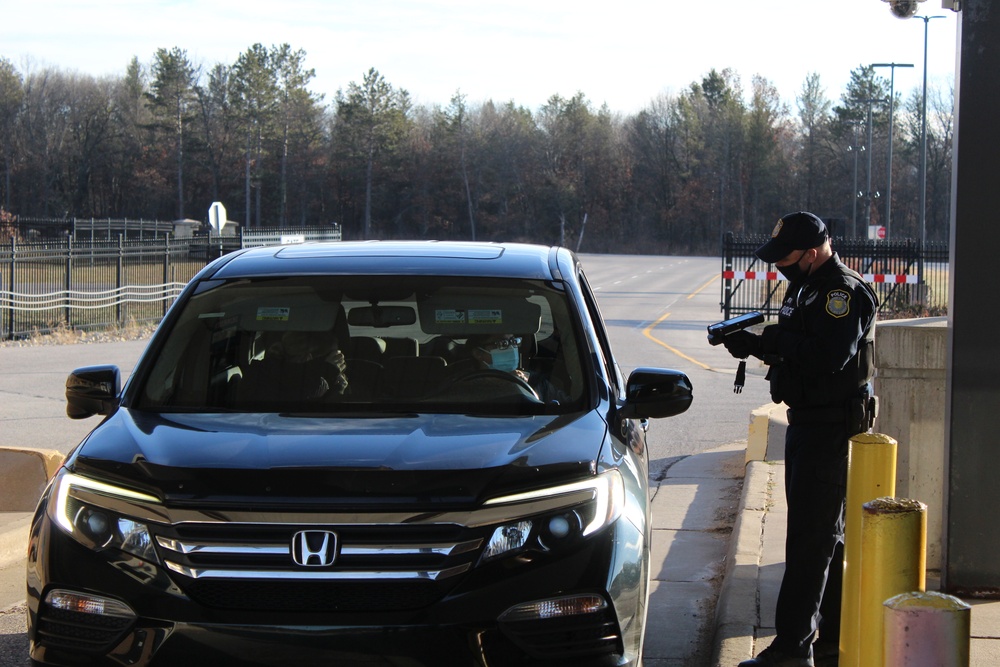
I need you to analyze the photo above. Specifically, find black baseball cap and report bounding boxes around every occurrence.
[755,211,829,263]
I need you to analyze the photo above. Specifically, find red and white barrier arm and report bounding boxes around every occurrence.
[722,271,917,284]
[861,273,919,284]
[721,271,781,281]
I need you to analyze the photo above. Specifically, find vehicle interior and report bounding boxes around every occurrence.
[137,275,590,415]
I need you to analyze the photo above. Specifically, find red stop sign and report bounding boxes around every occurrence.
[877,226,886,239]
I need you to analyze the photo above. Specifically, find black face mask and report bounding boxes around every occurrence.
[777,251,810,282]
[778,262,807,282]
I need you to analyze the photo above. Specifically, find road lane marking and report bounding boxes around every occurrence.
[642,312,711,370]
[644,273,729,371]
[688,274,719,299]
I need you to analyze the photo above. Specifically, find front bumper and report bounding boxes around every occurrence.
[27,513,643,666]
[32,613,633,667]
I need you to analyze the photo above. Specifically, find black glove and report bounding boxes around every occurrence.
[722,330,762,360]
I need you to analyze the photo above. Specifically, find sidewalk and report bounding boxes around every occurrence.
[711,402,1000,667]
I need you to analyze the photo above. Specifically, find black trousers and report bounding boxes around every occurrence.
[773,419,850,657]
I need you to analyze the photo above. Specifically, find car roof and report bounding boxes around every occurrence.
[206,241,572,281]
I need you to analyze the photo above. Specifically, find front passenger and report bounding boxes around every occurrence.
[243,331,349,403]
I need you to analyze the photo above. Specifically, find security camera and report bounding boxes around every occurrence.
[889,0,919,17]
[881,0,924,18]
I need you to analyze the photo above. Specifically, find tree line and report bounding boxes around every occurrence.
[0,45,953,254]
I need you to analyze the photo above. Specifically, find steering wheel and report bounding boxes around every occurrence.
[446,369,541,402]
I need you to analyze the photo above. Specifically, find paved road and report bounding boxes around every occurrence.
[0,253,762,665]
[581,254,766,665]
[580,254,770,466]
[0,339,149,456]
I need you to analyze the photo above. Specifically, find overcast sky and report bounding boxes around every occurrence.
[2,0,959,113]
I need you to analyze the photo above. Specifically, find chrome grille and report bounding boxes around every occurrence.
[151,522,485,611]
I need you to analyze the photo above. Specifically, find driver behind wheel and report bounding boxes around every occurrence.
[469,334,528,380]
[460,333,565,405]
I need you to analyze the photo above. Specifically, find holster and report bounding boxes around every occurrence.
[847,392,879,434]
[867,394,879,431]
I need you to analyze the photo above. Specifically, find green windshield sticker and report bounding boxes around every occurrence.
[256,307,291,321]
[468,309,503,324]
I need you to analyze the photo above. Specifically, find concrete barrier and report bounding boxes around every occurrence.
[0,447,64,512]
[873,317,947,570]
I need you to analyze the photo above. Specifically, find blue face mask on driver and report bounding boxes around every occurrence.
[487,347,520,373]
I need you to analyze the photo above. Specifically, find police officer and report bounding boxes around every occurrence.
[723,212,879,667]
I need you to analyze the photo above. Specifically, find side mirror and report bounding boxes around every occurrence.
[66,365,121,419]
[619,368,693,420]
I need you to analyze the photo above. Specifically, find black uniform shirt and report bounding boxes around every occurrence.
[766,253,878,409]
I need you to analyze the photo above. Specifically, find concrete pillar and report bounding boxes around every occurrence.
[946,0,1000,592]
[873,317,947,570]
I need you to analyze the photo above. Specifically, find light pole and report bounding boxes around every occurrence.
[847,120,866,238]
[871,62,914,240]
[860,97,883,235]
[913,15,946,250]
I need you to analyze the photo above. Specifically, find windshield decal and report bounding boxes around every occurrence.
[257,307,291,322]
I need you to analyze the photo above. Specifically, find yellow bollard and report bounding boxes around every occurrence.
[858,497,927,667]
[884,591,971,666]
[840,433,898,667]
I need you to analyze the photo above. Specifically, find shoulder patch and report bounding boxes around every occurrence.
[826,290,851,318]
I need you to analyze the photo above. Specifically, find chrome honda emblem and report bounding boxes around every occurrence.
[292,530,338,566]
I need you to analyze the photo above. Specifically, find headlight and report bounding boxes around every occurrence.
[482,521,532,560]
[47,470,161,563]
[480,470,625,561]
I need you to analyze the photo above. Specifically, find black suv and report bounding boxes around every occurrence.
[27,241,692,666]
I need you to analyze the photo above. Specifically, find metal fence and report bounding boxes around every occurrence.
[14,216,178,241]
[720,233,950,320]
[1,226,342,340]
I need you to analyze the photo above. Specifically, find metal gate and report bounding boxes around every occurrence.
[720,233,950,319]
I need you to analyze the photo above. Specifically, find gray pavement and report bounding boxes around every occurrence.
[0,339,149,454]
[2,340,999,665]
[645,442,745,666]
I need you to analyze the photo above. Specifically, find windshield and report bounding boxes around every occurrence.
[135,275,590,416]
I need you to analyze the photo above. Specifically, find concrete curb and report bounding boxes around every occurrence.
[711,403,784,666]
[0,448,63,513]
[712,460,774,666]
[746,402,787,465]
[745,404,773,463]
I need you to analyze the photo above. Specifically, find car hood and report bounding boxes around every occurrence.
[69,409,608,506]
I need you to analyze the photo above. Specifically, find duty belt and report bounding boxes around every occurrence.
[786,405,847,425]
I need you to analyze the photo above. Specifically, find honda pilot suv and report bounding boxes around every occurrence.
[27,241,693,666]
